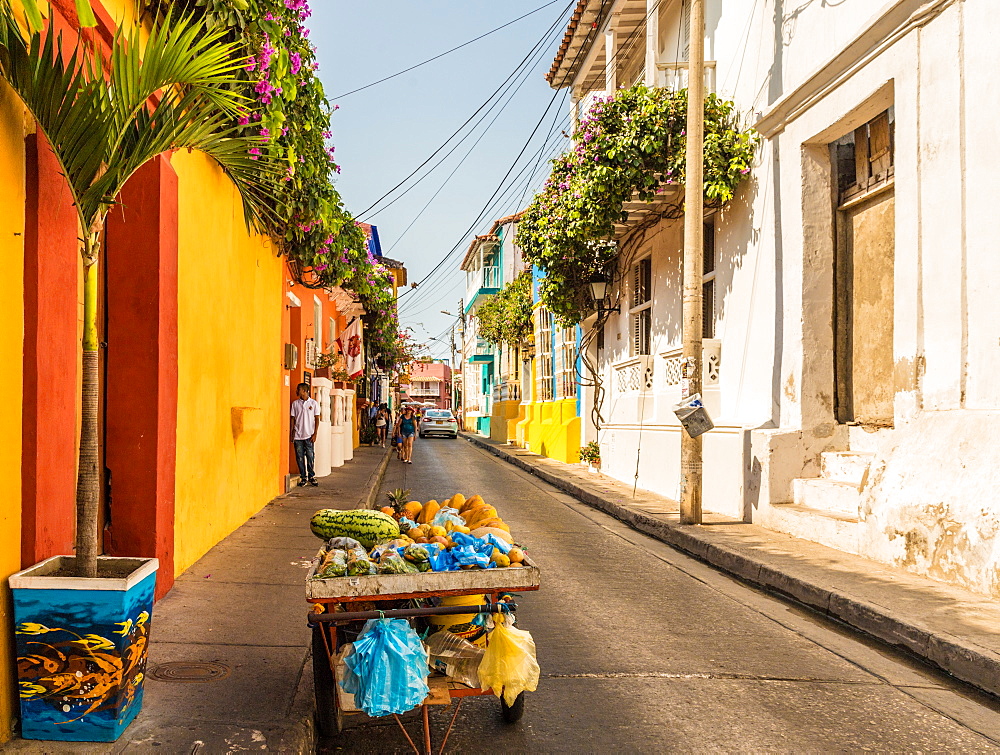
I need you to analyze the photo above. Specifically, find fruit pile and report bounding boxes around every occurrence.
[380,493,526,568]
[309,491,527,579]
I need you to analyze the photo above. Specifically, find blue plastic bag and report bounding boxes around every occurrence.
[340,618,429,717]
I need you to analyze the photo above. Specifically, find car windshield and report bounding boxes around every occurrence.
[424,410,454,419]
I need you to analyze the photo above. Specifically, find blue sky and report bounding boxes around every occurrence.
[311,1,573,358]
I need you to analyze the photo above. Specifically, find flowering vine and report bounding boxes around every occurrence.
[142,0,407,367]
[515,84,760,324]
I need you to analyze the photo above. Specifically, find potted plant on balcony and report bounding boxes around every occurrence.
[579,441,601,474]
[1,8,270,742]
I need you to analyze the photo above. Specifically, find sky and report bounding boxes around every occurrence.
[310,1,576,360]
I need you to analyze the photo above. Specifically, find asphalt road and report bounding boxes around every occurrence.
[320,436,1000,753]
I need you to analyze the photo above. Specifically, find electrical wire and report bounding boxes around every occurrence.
[368,8,569,225]
[333,0,565,99]
[397,0,614,320]
[356,1,574,220]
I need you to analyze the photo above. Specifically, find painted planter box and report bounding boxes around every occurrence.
[9,556,158,742]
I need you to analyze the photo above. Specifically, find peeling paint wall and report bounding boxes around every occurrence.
[861,412,1000,597]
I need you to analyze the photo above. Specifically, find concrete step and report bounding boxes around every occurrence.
[821,451,875,485]
[792,477,861,517]
[762,503,861,555]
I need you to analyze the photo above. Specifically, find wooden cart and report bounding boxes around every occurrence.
[306,553,541,753]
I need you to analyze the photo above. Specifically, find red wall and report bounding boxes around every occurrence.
[20,134,80,567]
[104,156,179,598]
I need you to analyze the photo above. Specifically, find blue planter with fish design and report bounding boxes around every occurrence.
[9,555,157,742]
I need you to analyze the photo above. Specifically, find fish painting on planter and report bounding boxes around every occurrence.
[11,557,156,742]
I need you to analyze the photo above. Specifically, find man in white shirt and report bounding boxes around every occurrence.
[290,382,321,486]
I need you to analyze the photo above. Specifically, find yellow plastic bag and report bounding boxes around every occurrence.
[477,612,539,705]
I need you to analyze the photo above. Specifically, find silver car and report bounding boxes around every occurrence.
[419,409,459,439]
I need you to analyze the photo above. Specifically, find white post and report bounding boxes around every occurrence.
[645,0,660,86]
[605,19,618,92]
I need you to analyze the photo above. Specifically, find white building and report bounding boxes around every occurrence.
[549,0,1000,597]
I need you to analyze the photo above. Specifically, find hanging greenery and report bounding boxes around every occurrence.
[141,0,407,366]
[477,271,533,348]
[515,84,760,325]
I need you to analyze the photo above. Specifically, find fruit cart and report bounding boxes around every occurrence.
[306,553,541,753]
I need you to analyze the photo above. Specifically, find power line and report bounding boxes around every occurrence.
[333,0,566,99]
[398,3,614,311]
[398,0,612,315]
[368,7,567,225]
[357,1,574,220]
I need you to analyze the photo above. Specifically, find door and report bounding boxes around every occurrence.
[834,110,895,427]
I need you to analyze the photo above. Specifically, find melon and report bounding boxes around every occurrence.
[310,509,400,549]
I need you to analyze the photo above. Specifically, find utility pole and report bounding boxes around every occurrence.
[680,0,705,525]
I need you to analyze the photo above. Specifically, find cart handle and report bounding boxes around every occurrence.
[307,601,515,626]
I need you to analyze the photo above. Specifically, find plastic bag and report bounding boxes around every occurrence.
[341,618,430,717]
[431,507,465,528]
[313,549,348,579]
[425,630,485,688]
[478,612,539,705]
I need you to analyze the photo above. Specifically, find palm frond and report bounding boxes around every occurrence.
[0,6,275,233]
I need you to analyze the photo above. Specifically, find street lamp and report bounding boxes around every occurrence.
[588,273,619,313]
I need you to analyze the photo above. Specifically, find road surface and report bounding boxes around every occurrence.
[320,436,1000,752]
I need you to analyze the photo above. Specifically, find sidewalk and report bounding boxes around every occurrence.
[6,445,391,754]
[463,432,1000,699]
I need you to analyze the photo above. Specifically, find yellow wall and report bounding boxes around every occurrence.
[517,398,581,464]
[490,399,522,444]
[0,81,26,745]
[172,150,284,576]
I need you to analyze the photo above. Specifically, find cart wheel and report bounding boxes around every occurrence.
[312,626,345,737]
[500,691,525,723]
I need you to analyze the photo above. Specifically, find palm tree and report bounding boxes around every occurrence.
[0,6,274,577]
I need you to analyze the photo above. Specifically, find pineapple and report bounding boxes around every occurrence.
[384,488,412,517]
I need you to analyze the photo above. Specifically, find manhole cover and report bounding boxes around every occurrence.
[148,661,231,682]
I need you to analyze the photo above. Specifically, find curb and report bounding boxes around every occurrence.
[357,445,393,510]
[462,432,1000,699]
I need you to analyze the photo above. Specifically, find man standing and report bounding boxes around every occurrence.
[291,383,321,486]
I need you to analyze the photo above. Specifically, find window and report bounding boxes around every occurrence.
[327,317,336,352]
[833,107,895,206]
[703,222,716,339]
[556,327,577,399]
[630,257,652,356]
[535,307,554,401]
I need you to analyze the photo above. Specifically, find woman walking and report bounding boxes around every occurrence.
[394,406,419,464]
[374,404,390,447]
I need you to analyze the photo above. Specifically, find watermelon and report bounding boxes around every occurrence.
[310,509,400,549]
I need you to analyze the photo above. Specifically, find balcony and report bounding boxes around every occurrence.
[465,266,501,307]
[656,61,717,95]
[469,339,495,363]
[492,380,521,403]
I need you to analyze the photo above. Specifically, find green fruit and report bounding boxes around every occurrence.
[310,509,400,549]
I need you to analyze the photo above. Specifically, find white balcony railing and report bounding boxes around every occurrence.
[466,266,501,302]
[656,61,717,94]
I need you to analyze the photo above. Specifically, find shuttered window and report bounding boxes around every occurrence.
[535,307,554,401]
[703,222,716,339]
[556,327,577,399]
[833,107,895,206]
[630,257,652,356]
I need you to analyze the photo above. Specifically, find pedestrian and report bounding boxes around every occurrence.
[375,403,390,447]
[290,382,321,486]
[393,405,419,464]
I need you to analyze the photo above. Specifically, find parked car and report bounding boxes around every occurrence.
[419,409,459,439]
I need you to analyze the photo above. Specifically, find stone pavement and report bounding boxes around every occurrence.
[463,432,1000,700]
[6,445,391,755]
